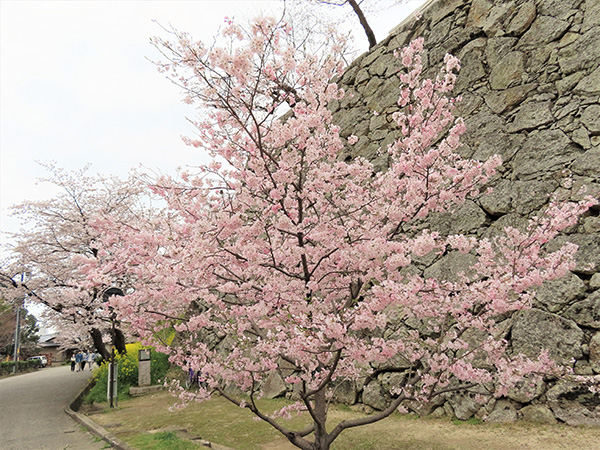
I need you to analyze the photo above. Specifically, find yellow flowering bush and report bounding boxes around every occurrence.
[85,342,170,404]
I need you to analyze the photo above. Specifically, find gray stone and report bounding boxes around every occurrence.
[591,273,600,290]
[558,26,600,74]
[485,399,518,423]
[507,376,546,403]
[519,404,557,424]
[380,372,407,395]
[537,0,583,21]
[354,67,371,86]
[367,78,401,111]
[507,101,555,132]
[423,251,479,283]
[455,92,484,117]
[479,180,514,216]
[574,360,595,375]
[446,392,482,420]
[518,15,570,47]
[557,31,583,49]
[511,180,557,214]
[571,126,592,149]
[507,1,536,36]
[581,216,600,234]
[511,309,584,364]
[583,0,600,32]
[590,332,600,373]
[553,98,580,120]
[557,71,586,95]
[331,379,357,404]
[429,16,453,46]
[362,380,388,411]
[581,104,600,134]
[574,66,600,95]
[547,234,600,275]
[335,106,370,138]
[484,83,537,114]
[360,47,386,69]
[362,76,384,98]
[369,53,398,77]
[564,290,600,328]
[466,0,493,29]
[455,48,487,92]
[480,180,557,216]
[429,0,464,26]
[483,2,517,37]
[489,51,527,90]
[528,43,554,73]
[485,37,519,67]
[483,213,530,239]
[428,200,488,235]
[547,381,600,426]
[512,129,580,180]
[463,111,522,162]
[261,371,287,399]
[534,272,587,313]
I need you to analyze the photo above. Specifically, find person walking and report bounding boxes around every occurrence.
[87,351,95,371]
[75,351,83,372]
[70,354,76,372]
[81,351,87,371]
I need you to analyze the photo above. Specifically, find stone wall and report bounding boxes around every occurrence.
[325,0,600,425]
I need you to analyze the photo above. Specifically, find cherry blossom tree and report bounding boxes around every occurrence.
[90,18,593,450]
[0,164,148,360]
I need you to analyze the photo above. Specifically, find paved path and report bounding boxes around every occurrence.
[0,365,110,450]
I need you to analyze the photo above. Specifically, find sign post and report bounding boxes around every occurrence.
[138,349,151,387]
[107,358,118,407]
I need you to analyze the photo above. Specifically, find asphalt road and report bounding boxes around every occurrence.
[0,365,110,450]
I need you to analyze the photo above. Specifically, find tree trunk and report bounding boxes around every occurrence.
[113,327,127,354]
[90,328,110,360]
[312,389,330,450]
[347,0,377,48]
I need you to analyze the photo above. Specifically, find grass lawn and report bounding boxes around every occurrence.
[89,390,600,450]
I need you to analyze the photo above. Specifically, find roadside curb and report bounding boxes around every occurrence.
[65,379,136,450]
[66,379,239,450]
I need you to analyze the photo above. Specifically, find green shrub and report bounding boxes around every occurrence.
[0,360,38,376]
[84,343,170,404]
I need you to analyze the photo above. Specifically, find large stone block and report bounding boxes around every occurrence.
[512,129,580,180]
[507,101,554,132]
[547,234,600,275]
[590,332,600,373]
[362,380,389,411]
[547,381,600,426]
[261,371,287,399]
[511,309,584,364]
[534,272,586,313]
[489,51,527,89]
[519,404,557,424]
[423,251,479,283]
[507,1,536,36]
[564,290,600,328]
[558,26,600,74]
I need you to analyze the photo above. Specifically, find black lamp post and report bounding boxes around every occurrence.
[103,287,124,408]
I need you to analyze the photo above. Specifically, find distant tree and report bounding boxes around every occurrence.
[0,305,39,358]
[88,18,594,450]
[0,165,148,360]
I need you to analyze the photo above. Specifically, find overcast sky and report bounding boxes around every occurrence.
[0,0,424,250]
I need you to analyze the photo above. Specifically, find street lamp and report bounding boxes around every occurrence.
[12,273,26,373]
[103,287,124,408]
